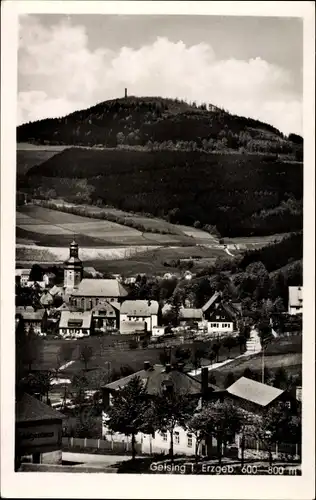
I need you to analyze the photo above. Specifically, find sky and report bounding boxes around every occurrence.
[18,14,303,135]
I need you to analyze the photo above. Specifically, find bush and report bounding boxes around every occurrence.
[128,339,138,350]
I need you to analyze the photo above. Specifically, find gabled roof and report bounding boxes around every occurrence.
[226,377,284,407]
[201,292,221,313]
[288,286,303,307]
[104,364,202,395]
[71,279,128,298]
[59,310,92,329]
[49,285,64,297]
[92,302,117,315]
[16,307,45,321]
[16,269,31,276]
[16,393,65,423]
[179,308,203,320]
[220,302,239,320]
[120,300,159,316]
[40,291,54,306]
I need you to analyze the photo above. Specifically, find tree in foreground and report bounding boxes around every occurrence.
[189,401,242,465]
[187,409,214,464]
[148,390,196,462]
[106,376,149,460]
[253,402,300,466]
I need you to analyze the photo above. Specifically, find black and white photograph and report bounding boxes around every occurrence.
[1,1,315,498]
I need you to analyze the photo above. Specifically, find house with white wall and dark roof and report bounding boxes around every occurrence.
[120,300,159,333]
[101,363,223,456]
[202,292,241,336]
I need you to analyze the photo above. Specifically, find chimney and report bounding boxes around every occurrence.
[177,362,184,372]
[144,361,151,371]
[124,87,127,98]
[201,367,209,399]
[165,363,171,373]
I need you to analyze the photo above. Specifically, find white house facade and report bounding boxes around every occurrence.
[120,300,159,333]
[288,286,303,315]
[59,310,92,338]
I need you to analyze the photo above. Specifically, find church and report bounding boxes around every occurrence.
[63,240,128,310]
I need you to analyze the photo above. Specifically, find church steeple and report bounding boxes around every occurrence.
[63,239,83,293]
[69,240,79,258]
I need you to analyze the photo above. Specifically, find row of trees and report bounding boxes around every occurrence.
[106,376,301,465]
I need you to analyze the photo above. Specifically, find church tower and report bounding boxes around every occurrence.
[63,240,83,294]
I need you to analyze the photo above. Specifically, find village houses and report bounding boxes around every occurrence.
[120,300,159,334]
[101,363,223,456]
[288,286,303,315]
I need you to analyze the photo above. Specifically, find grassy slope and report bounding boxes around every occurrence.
[16,204,193,247]
[211,335,302,387]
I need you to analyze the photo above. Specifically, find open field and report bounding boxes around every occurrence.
[16,243,162,263]
[88,245,230,276]
[211,335,302,387]
[16,204,193,247]
[35,335,219,377]
[177,225,219,244]
[222,233,289,249]
[17,145,70,176]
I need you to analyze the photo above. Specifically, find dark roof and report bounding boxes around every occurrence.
[146,369,202,395]
[226,377,284,407]
[221,302,239,320]
[104,364,202,395]
[201,292,221,313]
[16,393,65,423]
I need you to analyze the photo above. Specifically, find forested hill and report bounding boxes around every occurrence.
[17,96,302,157]
[25,148,303,237]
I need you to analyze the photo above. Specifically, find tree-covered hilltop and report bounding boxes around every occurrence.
[17,96,302,158]
[25,148,302,237]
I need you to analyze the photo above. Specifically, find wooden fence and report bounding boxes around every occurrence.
[243,438,301,457]
[62,437,142,455]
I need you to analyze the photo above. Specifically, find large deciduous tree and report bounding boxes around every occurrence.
[148,390,195,462]
[106,376,149,460]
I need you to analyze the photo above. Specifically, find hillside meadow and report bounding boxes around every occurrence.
[16,204,194,247]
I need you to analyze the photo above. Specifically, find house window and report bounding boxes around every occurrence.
[187,433,193,448]
[161,432,168,441]
[285,401,291,409]
[174,431,180,445]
